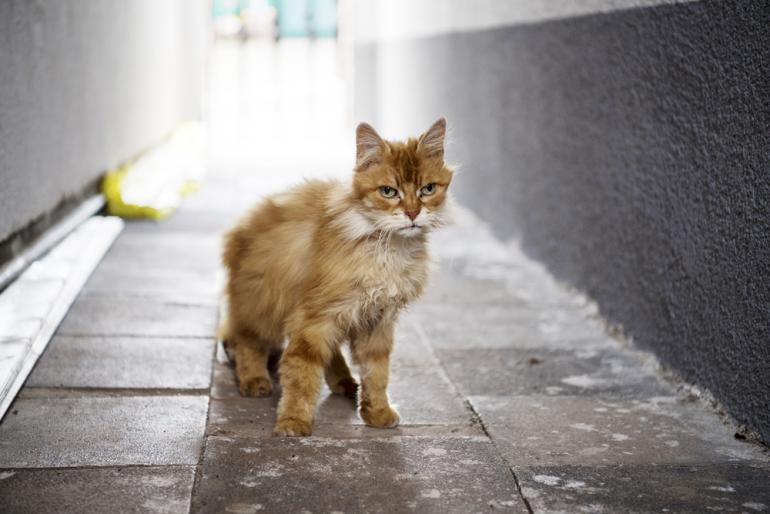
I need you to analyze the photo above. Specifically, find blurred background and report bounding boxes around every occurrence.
[1,0,769,453]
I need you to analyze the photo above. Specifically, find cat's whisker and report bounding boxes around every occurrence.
[384,229,394,256]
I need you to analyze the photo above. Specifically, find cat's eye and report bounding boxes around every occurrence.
[379,186,398,198]
[420,183,437,196]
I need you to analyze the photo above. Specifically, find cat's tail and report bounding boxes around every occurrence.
[216,295,231,344]
[216,296,237,364]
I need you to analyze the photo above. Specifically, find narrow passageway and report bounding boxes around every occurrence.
[0,39,768,513]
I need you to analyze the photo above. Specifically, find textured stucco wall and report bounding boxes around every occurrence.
[354,0,770,442]
[0,0,205,244]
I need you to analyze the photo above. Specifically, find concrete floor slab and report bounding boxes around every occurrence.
[0,465,195,514]
[56,296,217,338]
[0,396,208,467]
[122,211,239,235]
[179,183,268,217]
[207,397,275,438]
[391,320,439,368]
[416,267,595,316]
[193,436,527,513]
[208,394,481,440]
[438,346,670,398]
[517,463,770,514]
[105,232,220,271]
[209,363,472,437]
[27,335,214,389]
[427,232,593,311]
[0,216,124,421]
[469,395,769,467]
[210,360,242,400]
[413,303,615,351]
[385,366,472,426]
[417,269,530,307]
[83,261,220,306]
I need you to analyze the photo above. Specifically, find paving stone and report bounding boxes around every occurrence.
[27,335,214,389]
[193,436,527,513]
[426,239,590,311]
[437,346,670,399]
[123,210,240,234]
[57,296,217,338]
[391,320,438,368]
[419,267,594,317]
[412,302,616,351]
[0,465,195,514]
[469,395,769,467]
[0,339,29,391]
[83,261,221,306]
[418,270,527,307]
[0,396,208,467]
[351,365,471,426]
[209,365,474,438]
[207,397,276,438]
[413,295,592,325]
[517,463,770,514]
[180,181,270,216]
[208,396,480,440]
[105,231,221,271]
[211,360,242,399]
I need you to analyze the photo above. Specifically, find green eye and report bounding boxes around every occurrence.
[379,186,398,198]
[420,183,437,196]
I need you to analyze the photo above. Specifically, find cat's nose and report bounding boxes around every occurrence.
[404,209,420,221]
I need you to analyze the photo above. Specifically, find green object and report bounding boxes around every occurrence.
[276,0,336,38]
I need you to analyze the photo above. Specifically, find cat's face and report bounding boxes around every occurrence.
[352,118,453,238]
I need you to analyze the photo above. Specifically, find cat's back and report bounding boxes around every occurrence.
[222,179,337,273]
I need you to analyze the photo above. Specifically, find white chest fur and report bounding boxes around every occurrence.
[355,237,428,320]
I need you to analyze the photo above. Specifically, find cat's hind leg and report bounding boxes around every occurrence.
[229,331,276,397]
[324,347,358,400]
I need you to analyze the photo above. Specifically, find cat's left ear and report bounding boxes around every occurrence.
[418,117,447,160]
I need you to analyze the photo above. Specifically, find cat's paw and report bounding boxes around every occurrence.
[237,375,273,398]
[274,417,312,437]
[360,405,400,429]
[329,377,359,400]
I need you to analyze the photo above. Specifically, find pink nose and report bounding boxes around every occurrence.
[405,209,420,221]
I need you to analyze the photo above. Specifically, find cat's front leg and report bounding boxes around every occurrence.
[352,319,400,429]
[274,323,338,437]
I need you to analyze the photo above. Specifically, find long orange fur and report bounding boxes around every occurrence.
[220,118,453,436]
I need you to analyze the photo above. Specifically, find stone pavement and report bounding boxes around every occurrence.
[1,39,768,513]
[0,184,768,513]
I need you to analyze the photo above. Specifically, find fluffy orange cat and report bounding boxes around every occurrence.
[220,118,453,436]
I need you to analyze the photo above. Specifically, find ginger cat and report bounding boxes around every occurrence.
[220,118,453,436]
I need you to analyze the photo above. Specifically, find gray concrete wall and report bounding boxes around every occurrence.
[353,0,770,442]
[0,0,205,245]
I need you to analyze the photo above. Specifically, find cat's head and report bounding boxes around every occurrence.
[351,118,453,238]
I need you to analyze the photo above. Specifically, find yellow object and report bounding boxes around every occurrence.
[102,123,205,220]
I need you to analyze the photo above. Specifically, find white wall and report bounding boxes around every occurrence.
[0,0,207,243]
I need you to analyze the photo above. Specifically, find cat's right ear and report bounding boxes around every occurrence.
[356,122,385,171]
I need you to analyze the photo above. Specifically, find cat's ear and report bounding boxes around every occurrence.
[418,117,446,160]
[356,122,386,171]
